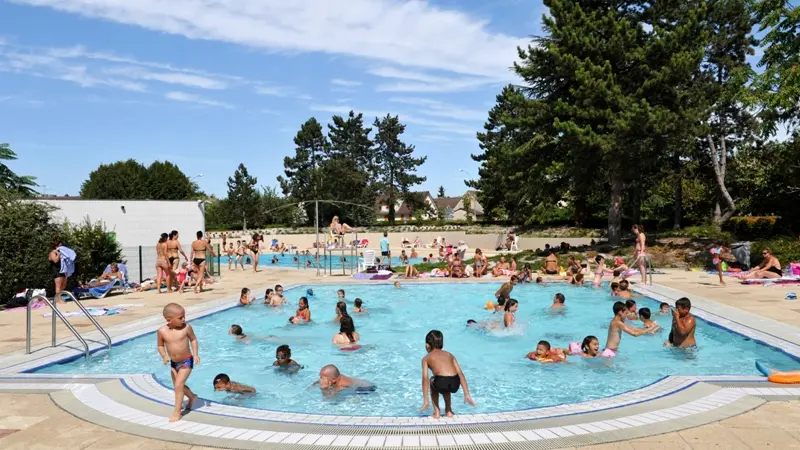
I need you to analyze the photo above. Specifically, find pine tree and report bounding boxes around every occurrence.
[373,114,427,225]
[437,186,446,198]
[227,163,258,229]
[278,118,328,204]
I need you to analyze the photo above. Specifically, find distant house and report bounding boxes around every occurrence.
[375,191,437,222]
[434,191,484,221]
[375,190,484,222]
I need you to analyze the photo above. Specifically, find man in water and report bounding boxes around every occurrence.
[495,275,519,302]
[317,365,375,394]
[665,297,696,348]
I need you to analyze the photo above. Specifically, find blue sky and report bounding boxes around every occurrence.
[0,0,545,198]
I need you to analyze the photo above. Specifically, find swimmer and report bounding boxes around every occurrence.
[495,275,519,302]
[535,276,544,284]
[611,269,622,284]
[617,279,636,300]
[271,256,279,264]
[239,287,254,306]
[337,289,346,300]
[420,330,475,418]
[573,335,601,358]
[394,281,401,288]
[213,373,256,394]
[665,297,696,348]
[504,299,519,327]
[659,302,670,315]
[353,298,367,313]
[526,340,567,363]
[333,315,360,345]
[261,288,274,305]
[570,273,585,286]
[592,255,606,286]
[551,293,566,309]
[229,324,248,341]
[625,299,638,320]
[610,282,620,296]
[605,301,653,354]
[317,365,375,394]
[272,285,288,305]
[639,308,660,332]
[466,319,478,328]
[334,301,348,322]
[289,297,311,324]
[273,344,302,371]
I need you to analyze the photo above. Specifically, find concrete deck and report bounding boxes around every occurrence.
[1,267,799,448]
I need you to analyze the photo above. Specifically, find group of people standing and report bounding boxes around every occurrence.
[155,230,215,294]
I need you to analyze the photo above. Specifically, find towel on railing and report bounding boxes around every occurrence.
[57,246,77,277]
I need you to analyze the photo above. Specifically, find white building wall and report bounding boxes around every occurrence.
[38,199,206,282]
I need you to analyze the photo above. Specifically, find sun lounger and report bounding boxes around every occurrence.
[73,279,125,299]
[741,276,800,285]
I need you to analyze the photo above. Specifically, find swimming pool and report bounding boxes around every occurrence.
[218,253,421,269]
[35,283,798,417]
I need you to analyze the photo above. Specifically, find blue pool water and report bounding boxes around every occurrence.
[218,253,421,269]
[36,283,798,416]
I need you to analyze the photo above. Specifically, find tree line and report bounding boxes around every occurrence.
[469,0,800,244]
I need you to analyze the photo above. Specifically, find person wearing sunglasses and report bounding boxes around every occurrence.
[273,344,302,372]
[742,248,783,280]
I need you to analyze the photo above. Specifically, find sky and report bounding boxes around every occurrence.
[0,0,545,198]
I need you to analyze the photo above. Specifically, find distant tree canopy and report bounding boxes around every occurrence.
[80,159,202,200]
[468,0,800,242]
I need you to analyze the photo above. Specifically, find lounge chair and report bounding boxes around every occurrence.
[356,239,369,248]
[359,249,377,272]
[73,278,125,299]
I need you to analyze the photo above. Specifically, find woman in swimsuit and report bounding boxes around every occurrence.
[632,224,648,283]
[247,234,260,273]
[156,233,173,293]
[190,231,216,294]
[473,248,488,278]
[743,248,783,280]
[503,299,518,327]
[449,254,465,278]
[48,237,67,301]
[167,230,188,273]
[333,315,360,345]
[290,297,311,324]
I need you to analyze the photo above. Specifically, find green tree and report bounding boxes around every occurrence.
[80,159,149,199]
[0,191,61,303]
[226,163,258,229]
[0,143,38,197]
[146,161,201,200]
[437,186,446,198]
[754,0,800,132]
[62,218,125,289]
[278,118,328,202]
[372,114,427,225]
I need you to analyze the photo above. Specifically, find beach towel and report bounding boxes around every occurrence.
[741,276,800,285]
[42,307,126,318]
[57,246,77,277]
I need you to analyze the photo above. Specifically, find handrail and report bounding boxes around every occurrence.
[26,294,90,358]
[57,291,112,352]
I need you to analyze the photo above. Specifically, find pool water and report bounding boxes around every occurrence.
[36,283,798,416]
[218,253,421,269]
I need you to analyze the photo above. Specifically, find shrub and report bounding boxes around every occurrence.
[0,193,62,305]
[61,218,125,289]
[724,216,790,240]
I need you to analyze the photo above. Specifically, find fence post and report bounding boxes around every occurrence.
[216,244,221,277]
[138,246,143,283]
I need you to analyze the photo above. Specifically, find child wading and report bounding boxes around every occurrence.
[419,330,475,418]
[157,303,199,422]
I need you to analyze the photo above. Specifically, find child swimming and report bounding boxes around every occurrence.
[394,281,401,288]
[337,289,346,299]
[261,288,273,305]
[571,335,601,358]
[605,301,652,354]
[419,330,475,418]
[334,301,348,322]
[229,324,248,341]
[639,307,660,332]
[625,299,638,320]
[333,315,360,345]
[213,373,256,393]
[289,297,311,324]
[239,287,254,306]
[503,299,518,327]
[353,298,366,313]
[610,282,620,296]
[526,340,567,363]
[659,302,670,315]
[618,280,633,299]
[551,293,566,309]
[273,344,302,371]
[570,273,584,286]
[271,285,288,306]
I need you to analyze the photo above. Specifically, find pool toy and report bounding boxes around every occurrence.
[601,348,616,358]
[756,360,800,383]
[486,301,496,310]
[569,342,581,355]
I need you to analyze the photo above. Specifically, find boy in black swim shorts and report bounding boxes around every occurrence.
[419,330,475,418]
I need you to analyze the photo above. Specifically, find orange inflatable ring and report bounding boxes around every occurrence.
[486,301,496,310]
[767,374,800,384]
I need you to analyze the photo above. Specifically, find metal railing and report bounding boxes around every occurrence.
[26,291,112,358]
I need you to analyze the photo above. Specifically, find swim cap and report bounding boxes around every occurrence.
[306,289,314,296]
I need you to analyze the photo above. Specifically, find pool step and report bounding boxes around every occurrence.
[41,377,796,450]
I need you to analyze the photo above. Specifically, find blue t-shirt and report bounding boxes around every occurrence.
[380,237,390,252]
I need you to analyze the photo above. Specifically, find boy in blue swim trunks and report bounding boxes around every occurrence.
[157,303,199,422]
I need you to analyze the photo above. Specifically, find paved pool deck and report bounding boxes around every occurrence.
[1,267,799,449]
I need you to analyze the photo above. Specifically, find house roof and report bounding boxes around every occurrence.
[434,197,461,211]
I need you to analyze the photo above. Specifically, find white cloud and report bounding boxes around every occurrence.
[255,84,308,99]
[103,66,228,89]
[368,66,503,93]
[331,78,361,87]
[309,103,477,136]
[10,0,526,80]
[164,91,233,109]
[389,97,486,121]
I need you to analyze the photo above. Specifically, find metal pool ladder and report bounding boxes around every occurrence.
[26,291,112,358]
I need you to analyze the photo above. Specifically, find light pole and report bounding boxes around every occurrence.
[190,174,204,182]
